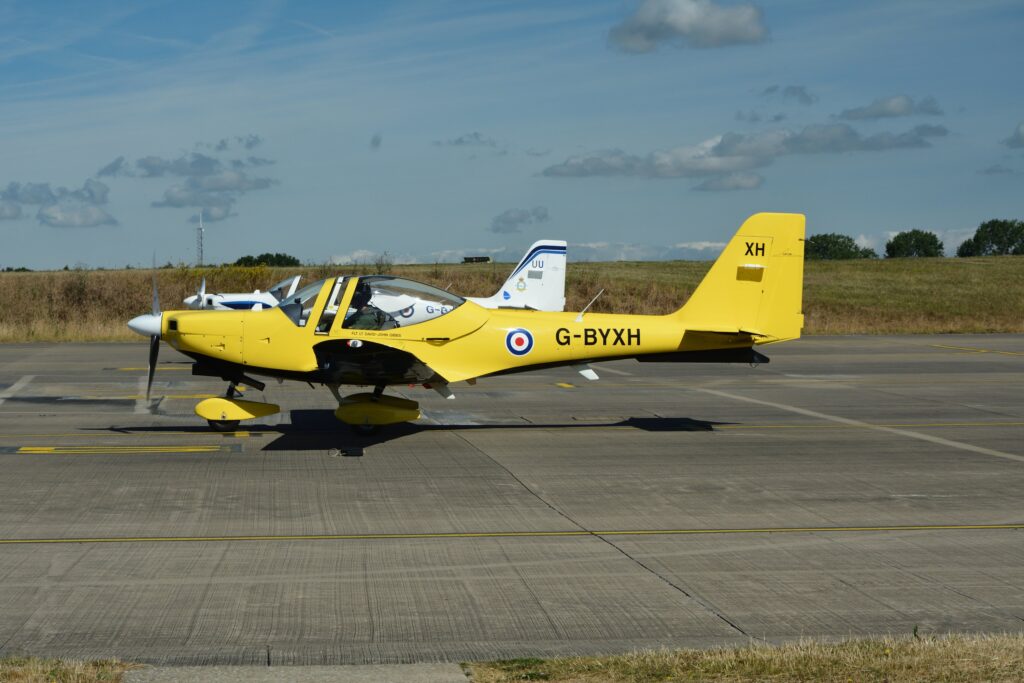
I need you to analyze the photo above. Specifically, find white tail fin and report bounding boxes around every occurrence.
[469,240,567,311]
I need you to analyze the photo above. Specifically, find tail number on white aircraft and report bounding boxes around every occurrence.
[555,327,640,347]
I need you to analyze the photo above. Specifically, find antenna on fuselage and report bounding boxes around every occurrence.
[575,288,604,323]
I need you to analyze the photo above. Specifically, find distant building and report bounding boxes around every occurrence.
[462,256,492,264]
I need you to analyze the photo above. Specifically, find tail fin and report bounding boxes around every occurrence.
[675,213,805,343]
[468,240,567,311]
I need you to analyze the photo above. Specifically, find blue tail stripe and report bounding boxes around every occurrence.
[510,245,567,279]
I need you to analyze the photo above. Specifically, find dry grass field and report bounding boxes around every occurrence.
[1,635,1020,682]
[0,656,139,682]
[469,634,1024,683]
[0,256,1021,342]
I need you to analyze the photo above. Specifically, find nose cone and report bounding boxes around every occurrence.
[128,313,162,338]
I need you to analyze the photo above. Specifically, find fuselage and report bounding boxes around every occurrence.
[159,275,760,388]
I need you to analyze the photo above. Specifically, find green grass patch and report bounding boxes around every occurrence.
[468,633,1024,682]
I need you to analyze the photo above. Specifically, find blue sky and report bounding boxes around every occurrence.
[1,0,1022,268]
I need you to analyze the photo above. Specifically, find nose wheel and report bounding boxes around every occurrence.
[208,383,242,431]
[208,419,241,432]
[194,381,279,432]
[350,423,381,436]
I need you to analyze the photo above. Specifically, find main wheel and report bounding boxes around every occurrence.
[208,419,241,432]
[350,423,380,436]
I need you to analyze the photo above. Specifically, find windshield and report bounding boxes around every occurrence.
[343,276,464,330]
[279,278,329,327]
[268,275,300,302]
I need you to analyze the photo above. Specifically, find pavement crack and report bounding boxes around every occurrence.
[451,431,751,639]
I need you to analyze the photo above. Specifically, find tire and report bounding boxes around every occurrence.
[350,423,380,436]
[208,419,241,432]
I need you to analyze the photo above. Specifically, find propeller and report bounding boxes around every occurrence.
[197,277,206,309]
[147,271,160,401]
[127,270,163,402]
[147,334,160,401]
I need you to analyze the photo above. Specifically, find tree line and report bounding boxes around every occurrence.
[807,219,1024,259]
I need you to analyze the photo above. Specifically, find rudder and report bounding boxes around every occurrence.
[674,213,805,343]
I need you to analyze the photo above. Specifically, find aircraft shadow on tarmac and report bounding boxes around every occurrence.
[100,410,733,453]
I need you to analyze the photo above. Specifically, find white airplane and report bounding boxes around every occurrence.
[184,275,301,311]
[468,239,567,312]
[188,240,568,321]
[341,240,567,327]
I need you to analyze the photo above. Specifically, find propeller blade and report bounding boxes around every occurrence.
[199,277,206,308]
[146,334,160,402]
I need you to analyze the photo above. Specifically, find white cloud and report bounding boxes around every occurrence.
[541,122,948,190]
[490,206,549,233]
[330,250,422,265]
[188,206,234,223]
[761,84,817,106]
[839,95,943,120]
[1004,121,1024,148]
[0,201,22,220]
[609,0,768,52]
[37,203,117,227]
[979,163,1016,175]
[428,246,507,263]
[854,233,877,250]
[543,136,768,181]
[330,250,379,265]
[693,171,763,191]
[434,132,497,147]
[190,170,273,192]
[672,240,726,250]
[153,185,235,209]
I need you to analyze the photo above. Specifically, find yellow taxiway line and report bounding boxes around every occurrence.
[0,432,258,438]
[0,421,1020,441]
[717,421,1024,430]
[0,523,1020,546]
[69,394,218,400]
[14,445,233,455]
[929,344,1024,357]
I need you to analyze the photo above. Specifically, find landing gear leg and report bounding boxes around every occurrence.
[207,382,241,431]
[349,385,388,435]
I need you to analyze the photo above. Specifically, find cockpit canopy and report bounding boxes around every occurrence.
[278,276,465,333]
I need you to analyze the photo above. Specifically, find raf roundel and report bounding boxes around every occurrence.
[505,328,534,356]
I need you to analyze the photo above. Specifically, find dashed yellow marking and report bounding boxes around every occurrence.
[930,344,1024,357]
[718,421,1024,430]
[13,445,233,455]
[0,523,1019,545]
[555,382,575,389]
[0,431,263,438]
[74,394,217,400]
[0,421,1019,442]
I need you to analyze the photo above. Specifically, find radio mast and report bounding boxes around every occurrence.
[196,210,205,266]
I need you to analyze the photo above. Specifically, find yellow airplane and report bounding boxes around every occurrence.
[128,212,804,432]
